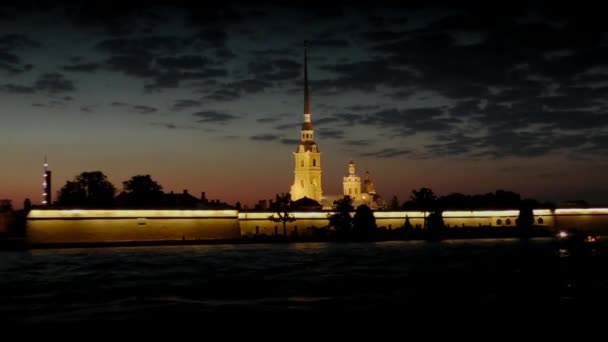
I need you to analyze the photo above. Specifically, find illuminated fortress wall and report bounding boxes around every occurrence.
[27,210,240,244]
[239,210,559,236]
[552,209,608,233]
[25,208,608,243]
[238,212,330,237]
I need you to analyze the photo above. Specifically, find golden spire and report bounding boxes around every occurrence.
[304,40,310,116]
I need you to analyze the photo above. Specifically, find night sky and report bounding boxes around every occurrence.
[2,1,608,208]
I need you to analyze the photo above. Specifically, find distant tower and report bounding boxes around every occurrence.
[290,42,322,202]
[342,160,361,201]
[42,156,51,206]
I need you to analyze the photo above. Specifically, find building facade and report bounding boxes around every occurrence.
[343,160,361,201]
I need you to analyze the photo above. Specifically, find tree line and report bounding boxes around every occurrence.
[52,171,231,209]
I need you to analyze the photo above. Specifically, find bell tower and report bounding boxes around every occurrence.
[290,42,322,202]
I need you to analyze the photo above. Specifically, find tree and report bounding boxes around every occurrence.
[57,171,116,208]
[403,215,413,230]
[409,187,437,229]
[120,174,164,208]
[268,193,295,236]
[23,198,31,212]
[426,210,445,240]
[352,204,376,239]
[327,195,354,234]
[389,196,400,210]
[517,199,535,238]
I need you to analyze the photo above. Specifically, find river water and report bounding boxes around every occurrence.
[1,238,606,323]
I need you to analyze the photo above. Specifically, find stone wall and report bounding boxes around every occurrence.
[25,208,608,244]
[27,209,240,244]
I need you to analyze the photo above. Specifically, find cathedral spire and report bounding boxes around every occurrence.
[304,41,310,117]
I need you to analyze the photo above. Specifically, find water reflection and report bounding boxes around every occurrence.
[1,238,606,322]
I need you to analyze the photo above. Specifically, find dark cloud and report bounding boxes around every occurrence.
[0,51,19,64]
[171,99,202,111]
[427,130,591,159]
[81,105,96,113]
[360,148,412,158]
[360,30,405,42]
[204,89,240,101]
[145,68,228,92]
[30,100,65,108]
[34,73,75,94]
[359,107,453,134]
[156,55,211,69]
[0,83,35,94]
[105,55,156,78]
[229,79,271,93]
[275,122,300,130]
[313,39,350,48]
[0,34,41,49]
[62,62,102,73]
[344,139,374,147]
[0,34,39,75]
[193,110,237,124]
[280,138,300,145]
[133,105,157,114]
[216,48,236,60]
[191,30,228,49]
[248,58,300,82]
[184,5,243,28]
[149,122,197,130]
[250,134,279,141]
[111,102,157,114]
[315,117,341,125]
[251,48,294,56]
[158,123,176,129]
[318,128,344,139]
[97,36,180,56]
[344,104,381,112]
[202,79,272,101]
[257,116,283,124]
[62,3,166,36]
[316,59,416,94]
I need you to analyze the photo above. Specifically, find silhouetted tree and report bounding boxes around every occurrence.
[352,204,376,239]
[57,171,116,208]
[23,198,31,212]
[235,201,241,211]
[403,215,413,230]
[120,174,164,208]
[426,210,445,240]
[409,187,437,229]
[268,193,295,236]
[389,196,400,210]
[517,199,535,238]
[328,195,354,234]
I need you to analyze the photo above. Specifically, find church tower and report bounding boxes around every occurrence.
[343,160,361,201]
[290,43,322,202]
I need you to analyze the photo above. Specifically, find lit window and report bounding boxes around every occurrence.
[349,188,352,195]
[313,159,316,166]
[300,160,304,167]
